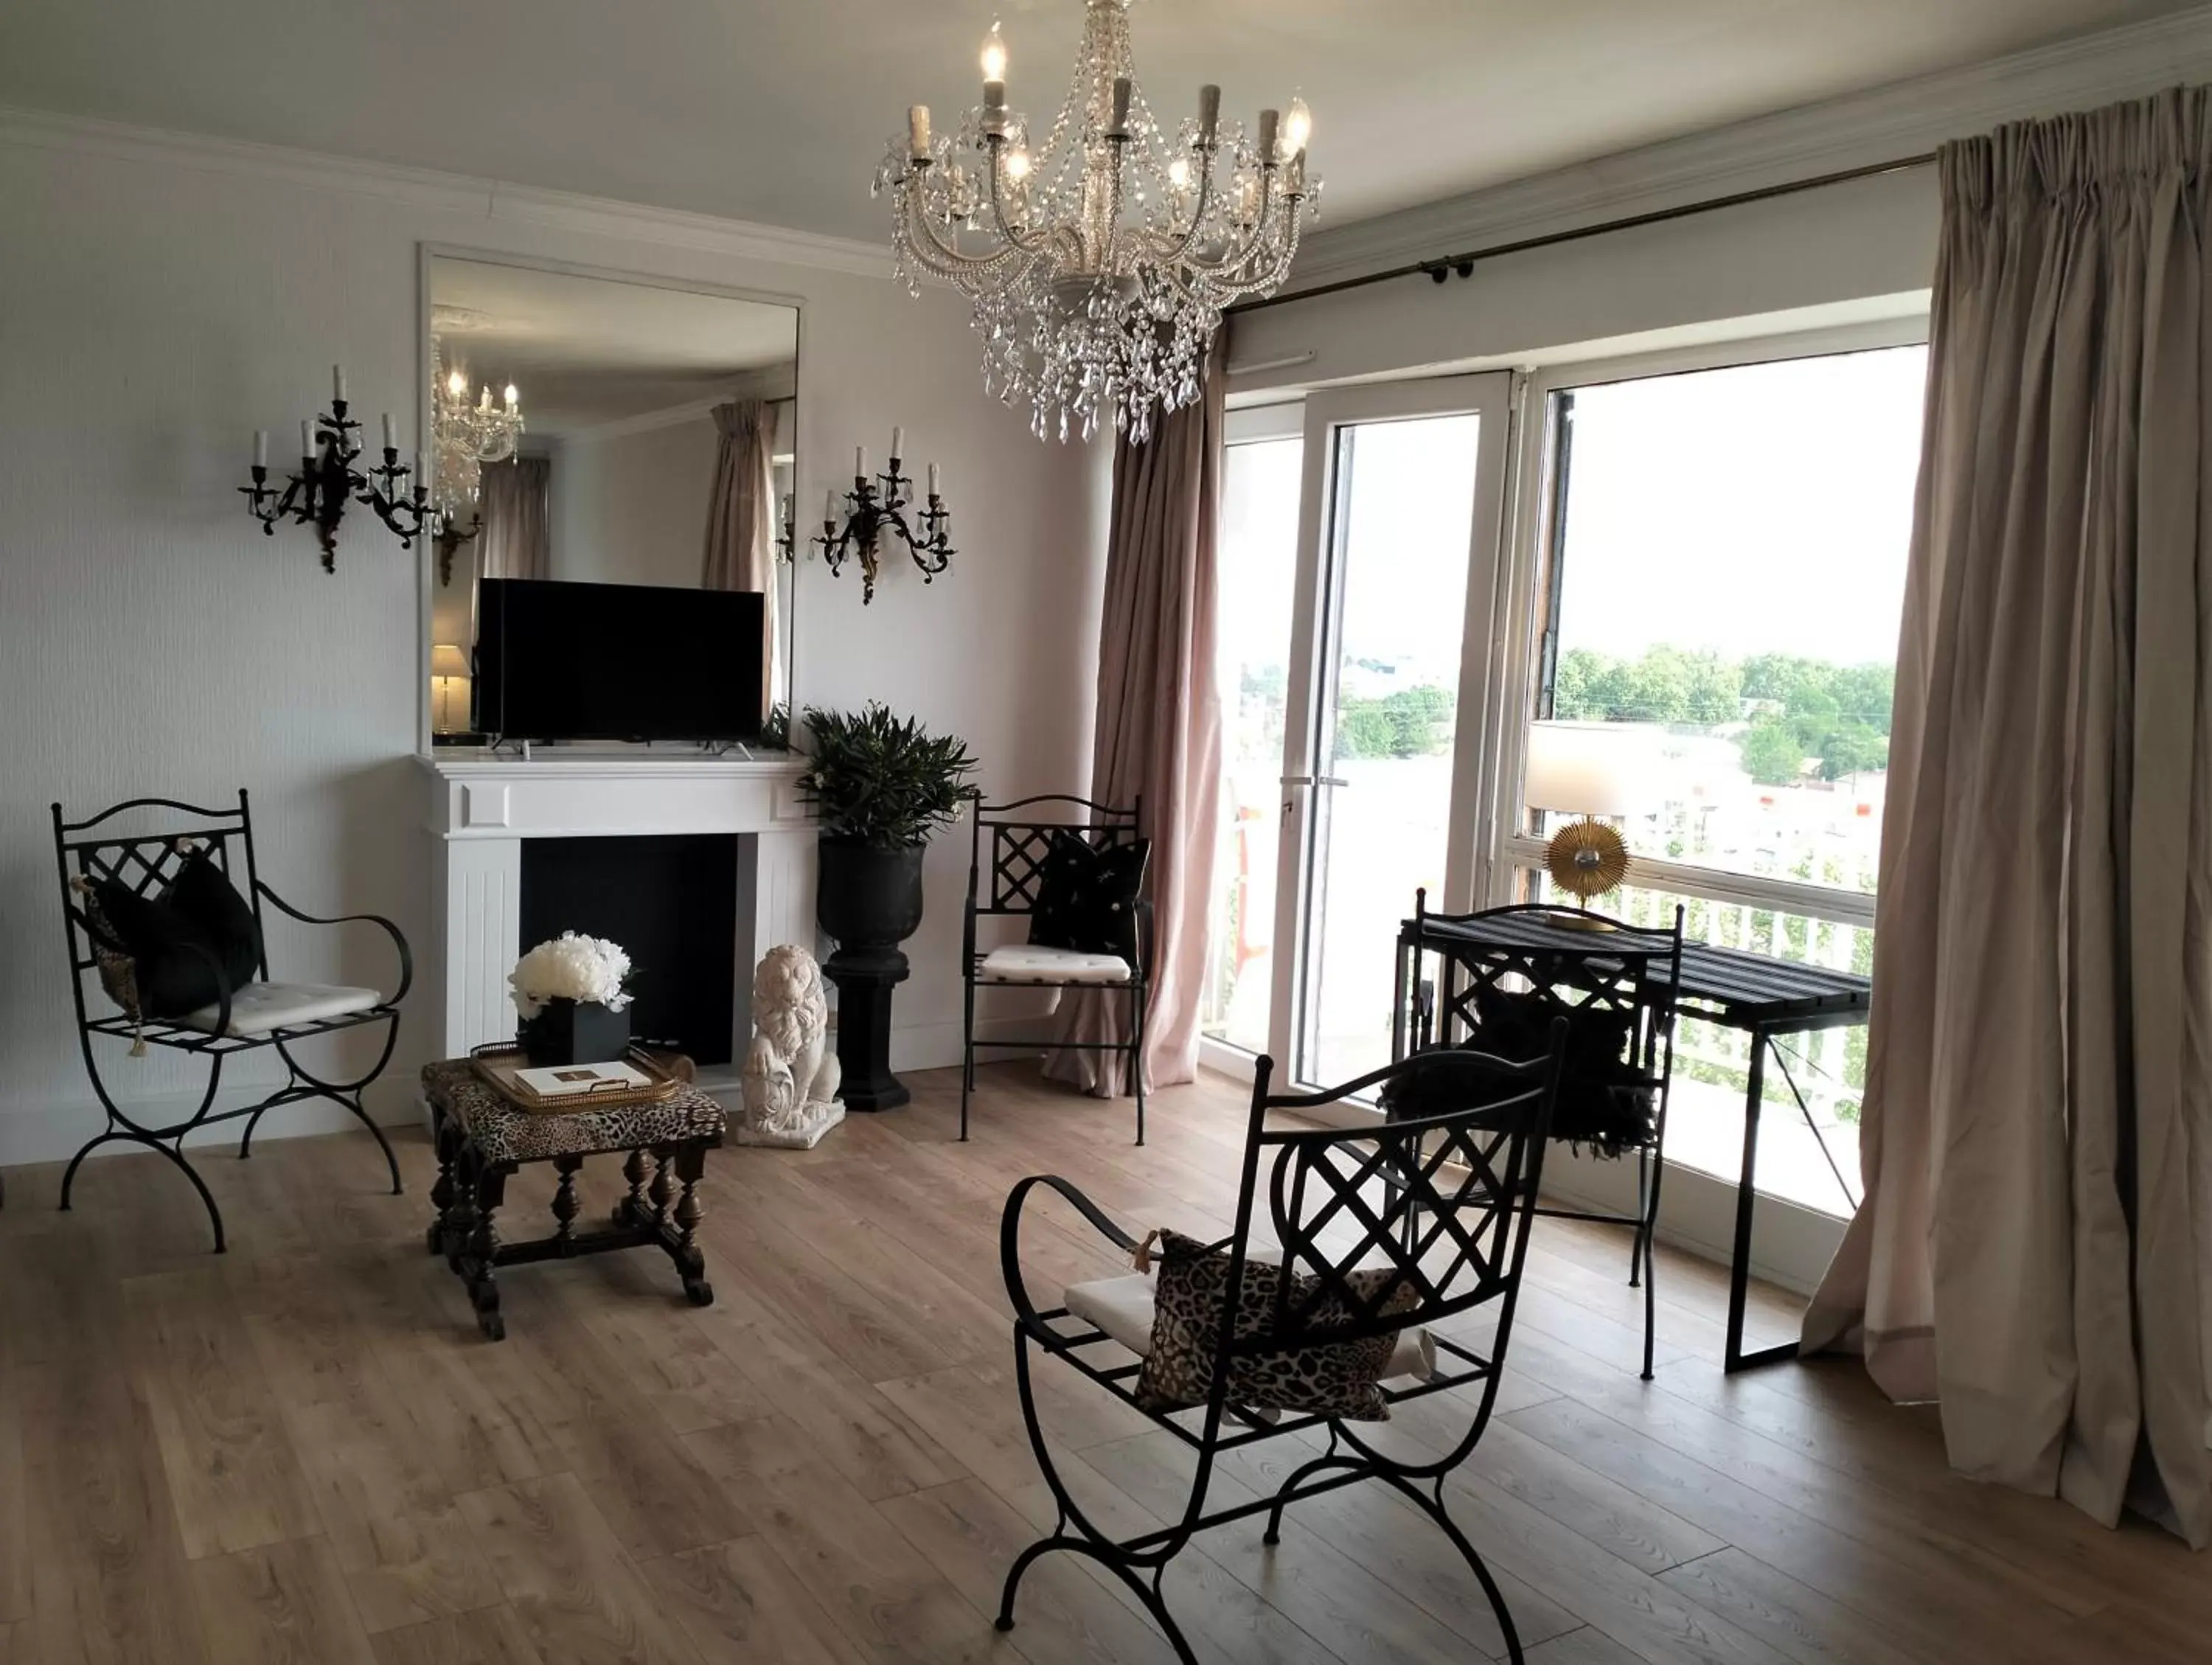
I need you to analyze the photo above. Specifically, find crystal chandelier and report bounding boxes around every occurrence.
[431,341,524,517]
[877,0,1318,442]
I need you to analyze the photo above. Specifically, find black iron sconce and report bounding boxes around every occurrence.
[814,429,953,605]
[238,365,435,574]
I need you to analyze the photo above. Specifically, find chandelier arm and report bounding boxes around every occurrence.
[897,185,1026,281]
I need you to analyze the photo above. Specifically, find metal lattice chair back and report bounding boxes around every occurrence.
[55,796,265,980]
[972,793,1143,916]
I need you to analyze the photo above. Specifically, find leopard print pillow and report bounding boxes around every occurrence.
[74,882,142,1021]
[1135,1229,1418,1422]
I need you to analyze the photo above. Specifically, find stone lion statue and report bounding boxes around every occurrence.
[737,944,844,1149]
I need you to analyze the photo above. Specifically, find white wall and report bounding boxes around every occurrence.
[0,111,1101,1166]
[546,415,718,588]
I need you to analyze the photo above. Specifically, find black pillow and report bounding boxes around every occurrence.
[165,850,262,992]
[1027,830,1150,962]
[90,879,232,1019]
[1464,986,1655,1158]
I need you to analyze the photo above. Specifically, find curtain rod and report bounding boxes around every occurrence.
[1229,152,1938,317]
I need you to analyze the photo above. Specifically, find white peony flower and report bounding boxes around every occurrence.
[509,932,635,1018]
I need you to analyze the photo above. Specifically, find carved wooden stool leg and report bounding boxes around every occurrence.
[648,1150,673,1231]
[616,1147,649,1228]
[467,1156,509,1342]
[672,1141,712,1307]
[551,1155,582,1254]
[427,1109,459,1256]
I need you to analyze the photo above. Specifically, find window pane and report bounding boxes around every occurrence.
[1203,437,1302,1054]
[1543,347,1926,894]
[1302,414,1480,1087]
[1520,866,1865,1219]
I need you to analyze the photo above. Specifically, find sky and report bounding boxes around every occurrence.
[1215,343,1930,714]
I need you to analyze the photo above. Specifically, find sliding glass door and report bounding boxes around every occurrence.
[1262,375,1514,1089]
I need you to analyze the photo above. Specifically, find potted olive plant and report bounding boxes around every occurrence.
[797,703,976,1109]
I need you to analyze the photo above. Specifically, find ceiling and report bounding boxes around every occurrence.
[431,258,797,434]
[2,1,2199,242]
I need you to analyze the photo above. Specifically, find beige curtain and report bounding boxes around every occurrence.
[701,400,779,721]
[1803,86,2212,1548]
[1046,336,1228,1096]
[478,455,551,580]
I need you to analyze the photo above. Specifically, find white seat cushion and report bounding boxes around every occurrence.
[181,981,383,1037]
[1064,1269,1435,1383]
[979,945,1133,984]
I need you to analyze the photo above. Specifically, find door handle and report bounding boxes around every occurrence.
[1279,775,1349,788]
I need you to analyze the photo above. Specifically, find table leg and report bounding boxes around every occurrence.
[465,1155,509,1343]
[616,1147,649,1228]
[551,1155,582,1254]
[1725,1026,1799,1373]
[672,1141,712,1308]
[426,1105,456,1256]
[649,1150,672,1229]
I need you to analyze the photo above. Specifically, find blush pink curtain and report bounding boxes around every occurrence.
[701,399,779,717]
[1803,86,2212,1547]
[1046,336,1228,1095]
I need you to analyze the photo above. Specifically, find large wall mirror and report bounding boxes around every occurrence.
[423,253,799,746]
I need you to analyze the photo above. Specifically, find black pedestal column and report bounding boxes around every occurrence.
[816,839,926,1113]
[823,945,911,1112]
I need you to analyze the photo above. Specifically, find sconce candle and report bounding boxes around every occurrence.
[254,430,268,469]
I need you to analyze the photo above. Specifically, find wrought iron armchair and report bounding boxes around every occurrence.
[1403,894,1683,1380]
[997,1040,1562,1664]
[961,793,1150,1142]
[51,792,410,1251]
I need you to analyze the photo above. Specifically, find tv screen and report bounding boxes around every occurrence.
[473,578,764,743]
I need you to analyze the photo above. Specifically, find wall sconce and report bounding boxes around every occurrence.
[238,364,435,573]
[814,426,953,605]
[430,642,470,733]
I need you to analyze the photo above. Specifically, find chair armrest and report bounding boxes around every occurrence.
[1000,1174,1138,1341]
[254,881,414,1007]
[963,895,978,966]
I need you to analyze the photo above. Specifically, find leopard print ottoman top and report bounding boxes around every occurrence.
[421,1060,726,1165]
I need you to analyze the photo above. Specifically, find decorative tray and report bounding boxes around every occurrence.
[467,1043,686,1114]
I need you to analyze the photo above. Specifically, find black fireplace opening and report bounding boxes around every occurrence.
[518,834,740,1066]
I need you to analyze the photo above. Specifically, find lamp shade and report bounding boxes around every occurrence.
[430,643,470,679]
[1523,722,1658,817]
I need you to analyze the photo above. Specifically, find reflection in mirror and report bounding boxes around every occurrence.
[425,255,799,747]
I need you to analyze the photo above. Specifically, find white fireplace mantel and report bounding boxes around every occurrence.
[421,750,816,1058]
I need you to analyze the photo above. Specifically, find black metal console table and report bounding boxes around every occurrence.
[1397,910,1870,1372]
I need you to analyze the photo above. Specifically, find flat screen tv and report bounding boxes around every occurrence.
[473,578,764,743]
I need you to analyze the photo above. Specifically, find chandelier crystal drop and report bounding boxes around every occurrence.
[430,341,525,516]
[876,0,1319,442]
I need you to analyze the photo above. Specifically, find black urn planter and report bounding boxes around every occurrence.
[818,839,927,1113]
[518,998,630,1067]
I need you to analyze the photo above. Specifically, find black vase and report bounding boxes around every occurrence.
[519,998,630,1067]
[816,839,928,1113]
[816,839,927,948]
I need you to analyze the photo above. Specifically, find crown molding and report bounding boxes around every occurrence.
[0,103,896,279]
[1287,7,2212,289]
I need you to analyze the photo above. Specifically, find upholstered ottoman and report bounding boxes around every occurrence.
[420,1058,726,1340]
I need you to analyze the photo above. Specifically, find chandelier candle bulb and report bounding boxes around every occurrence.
[380,412,396,450]
[855,446,866,481]
[254,430,268,469]
[300,420,314,460]
[1198,83,1221,140]
[332,364,346,402]
[1283,95,1312,157]
[981,21,1006,82]
[891,426,903,462]
[1257,108,1279,162]
[908,105,931,159]
[824,487,838,524]
[1109,77,1132,137]
[927,462,939,496]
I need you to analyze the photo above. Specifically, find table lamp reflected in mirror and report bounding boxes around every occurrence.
[431,642,470,734]
[1523,722,1658,930]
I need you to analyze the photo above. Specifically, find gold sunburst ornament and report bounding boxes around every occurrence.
[1543,816,1630,928]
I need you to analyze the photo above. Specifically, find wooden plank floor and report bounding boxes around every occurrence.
[1,1062,2203,1664]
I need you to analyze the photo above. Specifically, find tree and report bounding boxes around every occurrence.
[1738,718,1806,785]
[1817,720,1888,780]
